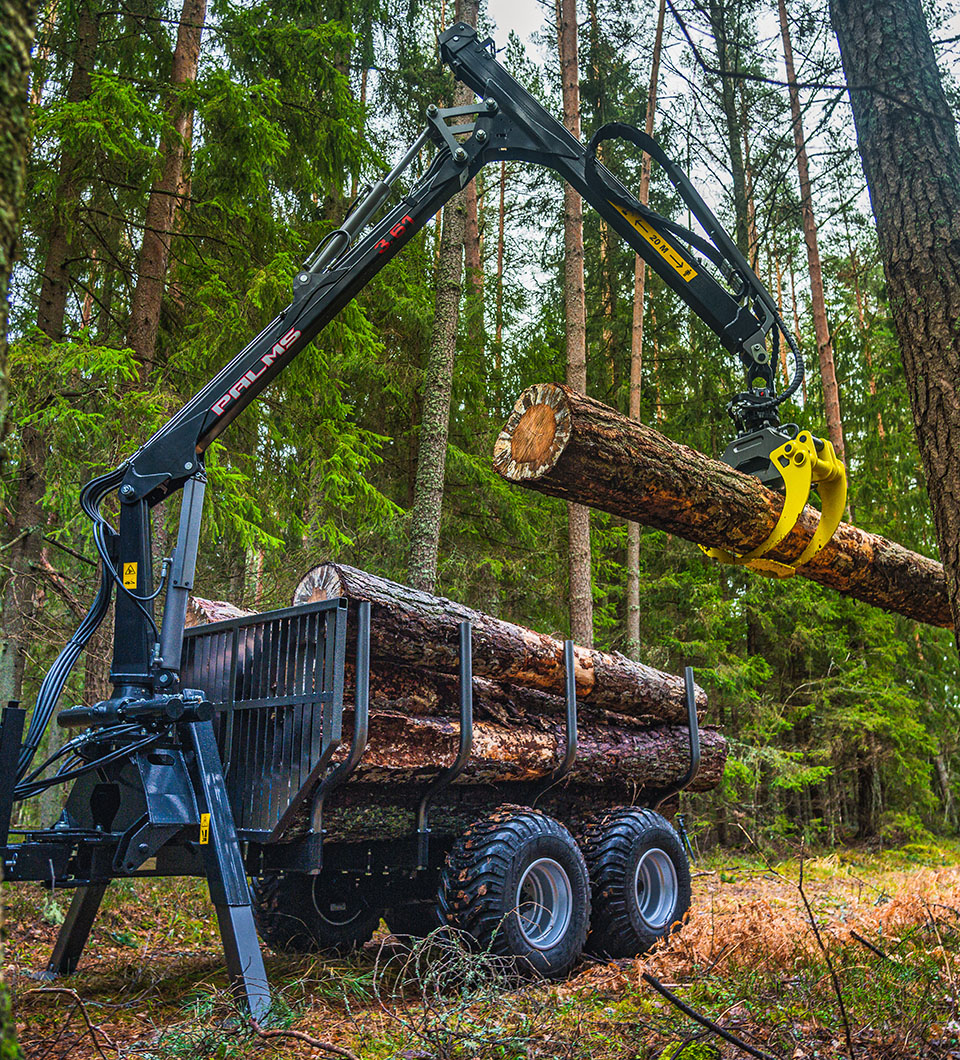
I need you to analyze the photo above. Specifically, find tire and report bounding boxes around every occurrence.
[437,807,590,978]
[385,901,443,939]
[252,873,383,955]
[582,808,691,958]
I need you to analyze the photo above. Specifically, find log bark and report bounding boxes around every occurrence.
[294,563,706,718]
[493,383,950,627]
[830,0,960,654]
[340,711,723,791]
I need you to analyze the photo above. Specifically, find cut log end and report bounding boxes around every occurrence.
[493,382,570,480]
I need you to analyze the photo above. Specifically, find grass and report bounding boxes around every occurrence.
[6,839,960,1058]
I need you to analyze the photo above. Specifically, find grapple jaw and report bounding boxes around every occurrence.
[703,425,847,578]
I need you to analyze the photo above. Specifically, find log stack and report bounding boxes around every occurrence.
[290,563,724,797]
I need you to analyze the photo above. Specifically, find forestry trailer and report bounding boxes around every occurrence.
[1,25,844,1015]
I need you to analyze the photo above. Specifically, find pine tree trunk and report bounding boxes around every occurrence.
[830,0,960,652]
[778,0,845,465]
[0,425,48,706]
[127,0,206,374]
[626,0,665,661]
[407,0,479,593]
[36,0,98,340]
[494,383,951,626]
[705,0,751,256]
[0,0,37,465]
[556,0,593,647]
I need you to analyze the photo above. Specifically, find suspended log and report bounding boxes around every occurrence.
[493,383,950,628]
[342,712,723,791]
[294,563,706,719]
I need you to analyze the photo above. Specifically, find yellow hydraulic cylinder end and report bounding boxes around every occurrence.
[702,432,847,578]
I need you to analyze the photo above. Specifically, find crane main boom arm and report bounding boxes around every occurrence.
[17,25,819,781]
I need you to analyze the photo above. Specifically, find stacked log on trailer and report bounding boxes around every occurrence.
[291,563,724,796]
[186,565,725,843]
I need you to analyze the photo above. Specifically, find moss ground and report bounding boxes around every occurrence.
[6,840,960,1058]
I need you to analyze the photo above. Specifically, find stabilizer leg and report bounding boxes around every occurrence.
[182,719,270,1020]
[41,883,108,979]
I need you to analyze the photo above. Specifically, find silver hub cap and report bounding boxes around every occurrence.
[635,847,678,930]
[516,857,573,950]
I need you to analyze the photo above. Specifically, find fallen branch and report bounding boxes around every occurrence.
[249,1018,359,1060]
[797,854,856,1059]
[641,973,781,1060]
[24,987,118,1060]
[493,384,950,628]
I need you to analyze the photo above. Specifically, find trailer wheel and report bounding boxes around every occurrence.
[385,902,443,939]
[437,808,590,978]
[582,808,691,958]
[252,873,383,956]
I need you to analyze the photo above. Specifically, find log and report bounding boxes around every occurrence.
[341,712,724,791]
[493,383,950,628]
[294,562,706,719]
[341,661,690,727]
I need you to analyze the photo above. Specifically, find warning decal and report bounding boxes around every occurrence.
[613,204,698,282]
[122,562,138,588]
[199,813,210,845]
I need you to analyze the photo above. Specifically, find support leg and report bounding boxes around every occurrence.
[182,719,270,1020]
[41,883,108,979]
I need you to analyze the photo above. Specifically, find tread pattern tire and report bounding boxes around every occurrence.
[252,873,382,956]
[582,807,691,959]
[437,805,590,979]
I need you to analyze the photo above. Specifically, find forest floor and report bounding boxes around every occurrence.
[6,838,960,1059]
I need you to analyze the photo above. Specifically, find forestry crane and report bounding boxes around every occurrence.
[1,24,845,1015]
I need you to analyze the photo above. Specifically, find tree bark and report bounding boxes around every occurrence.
[493,382,951,627]
[344,711,724,791]
[626,0,666,660]
[36,0,98,340]
[830,0,960,651]
[294,563,707,716]
[705,0,751,257]
[407,0,478,592]
[556,0,593,647]
[127,0,206,374]
[0,0,37,466]
[778,0,845,465]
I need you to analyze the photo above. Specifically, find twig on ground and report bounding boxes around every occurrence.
[641,972,781,1060]
[797,852,855,1059]
[849,930,896,963]
[24,987,118,1060]
[249,1018,359,1060]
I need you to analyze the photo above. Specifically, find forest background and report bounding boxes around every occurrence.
[3,0,960,850]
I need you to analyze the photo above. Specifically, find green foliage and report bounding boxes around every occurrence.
[4,0,958,846]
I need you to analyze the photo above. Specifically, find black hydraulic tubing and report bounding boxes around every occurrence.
[584,122,803,411]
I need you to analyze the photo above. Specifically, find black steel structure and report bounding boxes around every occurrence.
[1,23,777,1013]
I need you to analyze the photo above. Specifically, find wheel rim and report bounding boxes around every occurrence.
[634,847,679,930]
[516,857,573,950]
[311,879,366,927]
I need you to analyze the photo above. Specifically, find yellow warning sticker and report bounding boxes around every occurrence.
[199,813,210,845]
[122,562,138,588]
[613,204,698,282]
